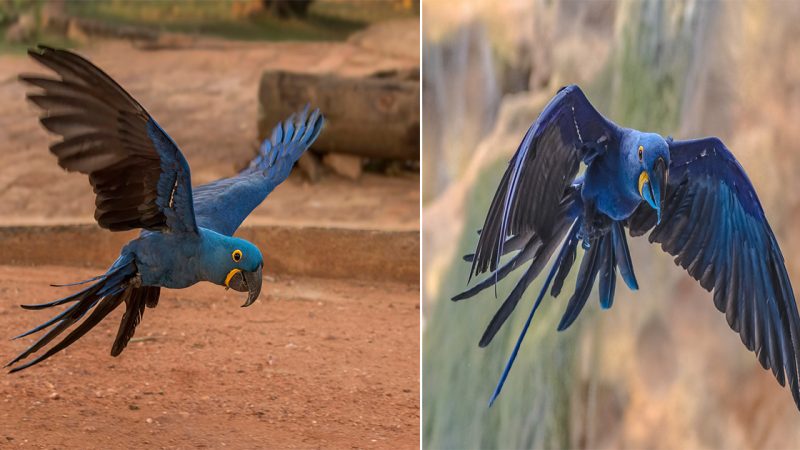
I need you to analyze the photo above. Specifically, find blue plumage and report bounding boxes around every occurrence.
[145,119,197,233]
[193,106,323,236]
[7,46,324,372]
[455,84,800,411]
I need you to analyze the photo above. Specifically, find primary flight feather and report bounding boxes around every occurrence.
[7,46,324,372]
[455,84,800,410]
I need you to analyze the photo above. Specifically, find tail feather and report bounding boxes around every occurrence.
[7,291,109,368]
[462,215,641,405]
[112,286,159,356]
[462,231,537,264]
[21,282,101,310]
[598,236,617,309]
[8,292,126,373]
[478,220,574,347]
[144,286,160,309]
[554,223,640,332]
[478,236,564,347]
[13,283,105,339]
[487,220,580,406]
[452,236,541,301]
[612,222,638,290]
[557,234,605,331]
[550,236,578,297]
[49,274,106,288]
[7,256,137,371]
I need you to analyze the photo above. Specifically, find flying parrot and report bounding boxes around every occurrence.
[454,85,800,410]
[6,46,324,372]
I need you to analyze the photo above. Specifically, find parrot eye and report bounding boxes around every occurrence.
[232,249,242,262]
[638,145,644,161]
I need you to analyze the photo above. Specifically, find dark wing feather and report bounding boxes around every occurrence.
[111,286,159,357]
[469,85,617,280]
[628,137,800,409]
[556,232,604,331]
[21,46,196,233]
[457,85,618,343]
[192,106,323,236]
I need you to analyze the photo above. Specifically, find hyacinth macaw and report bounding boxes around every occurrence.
[455,85,800,409]
[7,46,324,372]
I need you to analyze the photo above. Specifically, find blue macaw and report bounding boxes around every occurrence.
[6,46,324,372]
[455,85,800,410]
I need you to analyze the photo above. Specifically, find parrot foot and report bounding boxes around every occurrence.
[579,201,612,250]
[579,225,610,250]
[127,274,142,289]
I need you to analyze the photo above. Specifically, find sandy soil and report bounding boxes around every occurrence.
[0,40,419,231]
[0,265,419,449]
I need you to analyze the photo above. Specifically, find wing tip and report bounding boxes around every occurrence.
[251,104,324,171]
[450,293,464,302]
[26,44,59,64]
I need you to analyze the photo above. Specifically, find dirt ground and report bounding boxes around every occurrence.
[0,265,419,449]
[0,39,419,230]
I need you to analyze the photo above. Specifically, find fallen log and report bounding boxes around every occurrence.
[258,70,419,160]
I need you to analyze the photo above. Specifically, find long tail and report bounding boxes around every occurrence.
[487,220,581,406]
[456,216,642,405]
[6,254,159,372]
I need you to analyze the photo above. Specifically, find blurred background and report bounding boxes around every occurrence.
[0,0,420,226]
[422,0,800,449]
[0,1,419,448]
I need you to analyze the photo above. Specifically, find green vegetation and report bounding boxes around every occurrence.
[65,0,418,42]
[605,2,693,132]
[0,0,78,54]
[1,1,418,53]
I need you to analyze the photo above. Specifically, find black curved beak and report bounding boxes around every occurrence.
[226,264,263,307]
[652,157,668,223]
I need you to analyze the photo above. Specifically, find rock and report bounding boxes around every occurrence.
[347,18,420,61]
[258,71,419,161]
[322,153,362,181]
[66,18,89,45]
[4,14,36,44]
[297,152,323,183]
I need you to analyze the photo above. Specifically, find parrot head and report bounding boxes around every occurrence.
[635,133,670,224]
[218,236,264,307]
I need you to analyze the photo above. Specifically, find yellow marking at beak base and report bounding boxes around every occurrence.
[225,268,241,287]
[638,171,649,198]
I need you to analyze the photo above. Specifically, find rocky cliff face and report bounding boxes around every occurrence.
[423,1,800,448]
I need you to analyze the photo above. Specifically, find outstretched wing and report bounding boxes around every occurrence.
[21,46,196,233]
[469,85,616,278]
[192,106,324,236]
[460,85,618,344]
[628,137,800,409]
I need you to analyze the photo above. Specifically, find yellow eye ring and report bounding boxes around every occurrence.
[638,145,644,161]
[232,249,242,262]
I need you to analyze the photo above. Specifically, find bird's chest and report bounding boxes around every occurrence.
[133,233,204,289]
[582,157,642,221]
